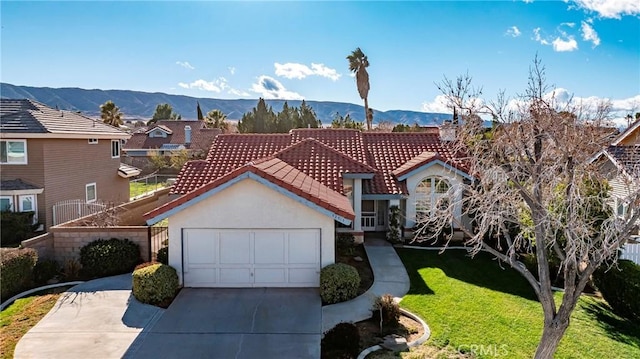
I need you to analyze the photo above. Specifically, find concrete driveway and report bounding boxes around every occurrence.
[14,274,164,359]
[126,288,321,359]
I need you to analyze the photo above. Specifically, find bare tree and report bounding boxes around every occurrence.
[416,57,640,358]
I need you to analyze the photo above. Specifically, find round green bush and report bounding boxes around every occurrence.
[156,247,168,265]
[321,322,360,359]
[33,259,60,284]
[593,259,640,321]
[80,238,141,278]
[132,263,179,307]
[320,263,360,304]
[0,248,37,301]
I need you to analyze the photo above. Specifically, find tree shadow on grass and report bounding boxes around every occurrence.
[580,300,640,348]
[397,248,537,301]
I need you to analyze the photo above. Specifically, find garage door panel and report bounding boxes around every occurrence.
[254,267,286,284]
[185,229,217,265]
[219,232,251,264]
[254,232,285,264]
[288,268,318,285]
[220,268,252,284]
[184,268,218,287]
[288,232,319,265]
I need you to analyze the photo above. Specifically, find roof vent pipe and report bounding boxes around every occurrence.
[185,125,192,144]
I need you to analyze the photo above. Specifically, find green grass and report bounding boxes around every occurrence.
[129,181,167,198]
[0,294,60,359]
[397,249,640,359]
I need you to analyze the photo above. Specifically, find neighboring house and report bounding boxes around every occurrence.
[0,99,139,231]
[591,119,640,234]
[144,128,472,288]
[122,120,221,172]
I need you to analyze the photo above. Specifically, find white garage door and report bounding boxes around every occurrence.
[182,229,321,287]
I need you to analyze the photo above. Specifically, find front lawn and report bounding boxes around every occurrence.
[0,294,60,359]
[397,249,640,359]
[130,181,167,198]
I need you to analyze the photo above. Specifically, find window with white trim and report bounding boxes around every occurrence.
[0,196,14,211]
[415,177,451,215]
[86,183,97,203]
[18,195,35,212]
[111,140,120,158]
[0,140,27,164]
[88,138,98,144]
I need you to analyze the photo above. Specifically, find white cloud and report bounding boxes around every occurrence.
[561,22,576,28]
[506,26,522,37]
[571,0,640,19]
[552,36,579,52]
[523,0,534,3]
[228,66,236,75]
[176,61,195,70]
[228,88,250,97]
[251,75,304,100]
[178,79,221,92]
[421,95,485,114]
[533,28,550,45]
[580,21,601,47]
[274,62,341,81]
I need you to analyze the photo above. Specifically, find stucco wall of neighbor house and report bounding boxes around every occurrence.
[166,178,336,285]
[49,226,150,264]
[42,138,129,228]
[21,232,54,259]
[404,163,466,229]
[0,138,46,224]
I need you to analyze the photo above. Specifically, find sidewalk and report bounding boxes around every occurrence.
[322,235,410,332]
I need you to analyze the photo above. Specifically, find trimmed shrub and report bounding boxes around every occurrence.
[0,248,37,300]
[80,238,141,278]
[321,322,360,359]
[156,247,168,265]
[372,294,401,333]
[336,233,355,249]
[593,259,640,321]
[0,211,37,247]
[134,261,159,271]
[33,259,60,284]
[320,263,360,304]
[132,263,179,307]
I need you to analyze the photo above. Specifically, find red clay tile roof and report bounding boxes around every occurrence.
[123,120,221,153]
[274,138,376,193]
[170,128,470,197]
[145,157,355,223]
[361,132,468,194]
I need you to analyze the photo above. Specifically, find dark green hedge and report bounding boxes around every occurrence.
[0,248,37,301]
[79,238,141,278]
[593,259,640,321]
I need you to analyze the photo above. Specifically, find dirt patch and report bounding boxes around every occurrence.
[356,313,424,350]
[336,244,374,296]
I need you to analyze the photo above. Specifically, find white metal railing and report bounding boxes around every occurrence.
[52,199,106,226]
[620,242,640,265]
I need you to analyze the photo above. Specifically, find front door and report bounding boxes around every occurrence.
[361,200,376,231]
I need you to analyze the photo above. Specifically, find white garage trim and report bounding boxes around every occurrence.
[182,228,321,288]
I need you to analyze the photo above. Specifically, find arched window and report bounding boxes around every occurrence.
[415,177,450,215]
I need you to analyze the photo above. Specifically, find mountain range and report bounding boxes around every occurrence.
[1,83,454,125]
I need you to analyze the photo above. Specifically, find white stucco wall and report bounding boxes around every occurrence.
[404,163,466,229]
[166,178,336,284]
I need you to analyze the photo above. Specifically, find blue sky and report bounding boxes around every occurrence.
[1,1,639,123]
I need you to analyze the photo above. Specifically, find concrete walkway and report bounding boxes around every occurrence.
[322,235,410,332]
[14,274,164,359]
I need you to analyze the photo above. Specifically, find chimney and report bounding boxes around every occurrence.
[185,125,192,144]
[439,120,456,142]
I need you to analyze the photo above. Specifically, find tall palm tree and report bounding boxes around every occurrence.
[100,100,123,127]
[205,109,229,132]
[347,47,371,130]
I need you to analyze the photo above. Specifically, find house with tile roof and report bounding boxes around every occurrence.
[591,119,640,235]
[122,120,221,173]
[144,127,472,288]
[0,99,139,231]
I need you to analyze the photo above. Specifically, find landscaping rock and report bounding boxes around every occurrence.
[380,334,408,353]
[353,256,363,262]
